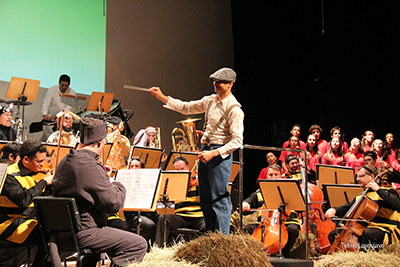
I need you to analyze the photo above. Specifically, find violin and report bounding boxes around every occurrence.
[252,207,289,255]
[32,159,54,183]
[328,171,385,254]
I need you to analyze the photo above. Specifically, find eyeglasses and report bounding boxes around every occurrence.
[1,113,12,118]
[30,157,48,165]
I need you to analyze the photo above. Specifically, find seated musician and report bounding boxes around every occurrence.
[46,111,78,147]
[258,153,284,179]
[0,139,53,267]
[104,116,131,176]
[130,156,145,169]
[0,105,17,141]
[241,164,301,258]
[133,126,157,148]
[52,116,147,265]
[364,150,378,168]
[283,154,317,183]
[155,156,205,247]
[325,164,400,251]
[0,141,21,165]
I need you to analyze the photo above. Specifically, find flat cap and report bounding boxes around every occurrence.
[209,67,236,83]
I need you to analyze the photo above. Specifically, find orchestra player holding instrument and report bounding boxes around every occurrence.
[0,139,53,266]
[325,164,400,251]
[149,67,244,235]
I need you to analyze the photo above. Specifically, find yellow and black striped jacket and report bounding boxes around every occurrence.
[0,161,48,244]
[175,185,203,218]
[334,187,400,246]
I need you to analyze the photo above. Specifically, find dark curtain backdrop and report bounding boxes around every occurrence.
[106,0,234,156]
[232,1,400,196]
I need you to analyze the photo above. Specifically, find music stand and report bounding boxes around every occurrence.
[131,146,163,169]
[6,77,41,138]
[316,164,355,188]
[116,169,190,240]
[60,93,88,114]
[229,161,240,194]
[163,151,198,171]
[323,184,362,208]
[44,143,71,172]
[86,92,114,114]
[100,142,114,165]
[258,179,305,257]
[156,170,190,244]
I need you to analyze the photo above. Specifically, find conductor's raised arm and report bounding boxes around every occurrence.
[149,87,169,104]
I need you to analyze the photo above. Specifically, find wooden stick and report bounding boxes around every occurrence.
[123,84,150,92]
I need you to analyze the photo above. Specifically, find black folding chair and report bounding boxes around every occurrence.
[33,196,108,267]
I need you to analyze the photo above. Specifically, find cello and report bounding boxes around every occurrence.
[298,153,335,254]
[328,170,385,254]
[252,207,289,255]
[300,183,335,254]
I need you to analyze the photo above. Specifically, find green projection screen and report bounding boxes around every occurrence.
[0,0,106,95]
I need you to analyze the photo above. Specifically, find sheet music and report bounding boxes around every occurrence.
[60,94,89,112]
[0,163,9,191]
[116,169,161,210]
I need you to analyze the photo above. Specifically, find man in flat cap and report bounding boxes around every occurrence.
[149,67,244,235]
[52,116,147,266]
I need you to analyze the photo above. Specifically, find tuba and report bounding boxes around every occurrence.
[171,118,201,152]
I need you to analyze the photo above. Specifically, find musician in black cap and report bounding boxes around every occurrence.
[0,105,17,141]
[52,116,147,266]
[149,67,244,235]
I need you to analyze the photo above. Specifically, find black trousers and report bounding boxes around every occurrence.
[155,215,205,247]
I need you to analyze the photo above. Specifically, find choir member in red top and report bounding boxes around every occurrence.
[383,133,397,165]
[322,137,346,166]
[280,135,300,174]
[361,130,374,152]
[306,134,321,171]
[371,139,384,166]
[345,137,364,173]
[258,152,283,179]
[390,149,400,172]
[324,126,349,154]
[309,124,328,155]
[281,124,307,150]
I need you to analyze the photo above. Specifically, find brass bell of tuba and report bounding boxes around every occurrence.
[171,118,201,152]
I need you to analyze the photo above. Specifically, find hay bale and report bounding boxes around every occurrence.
[315,251,400,267]
[379,242,400,255]
[128,244,202,267]
[290,233,318,259]
[231,211,259,234]
[174,232,272,267]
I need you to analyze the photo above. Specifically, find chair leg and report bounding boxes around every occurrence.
[76,255,85,267]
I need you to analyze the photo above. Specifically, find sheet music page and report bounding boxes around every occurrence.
[0,163,8,190]
[60,94,89,112]
[116,169,160,210]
